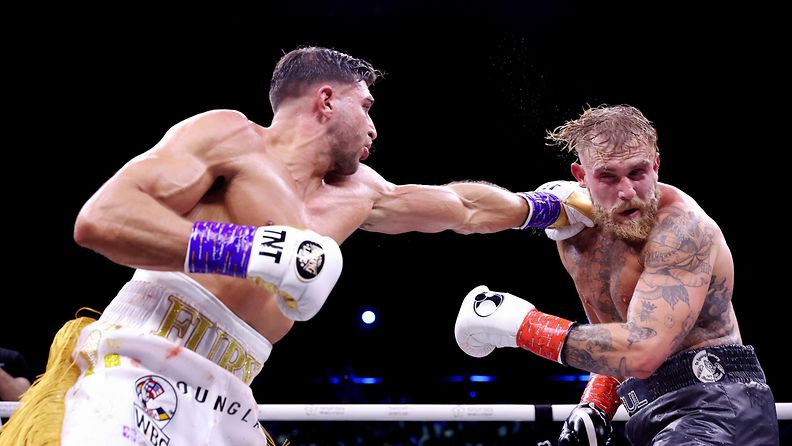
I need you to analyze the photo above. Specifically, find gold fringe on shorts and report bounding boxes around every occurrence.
[263,427,290,446]
[0,315,96,446]
[0,310,288,446]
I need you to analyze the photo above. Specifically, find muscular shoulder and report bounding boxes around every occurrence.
[156,109,260,156]
[644,183,721,271]
[655,183,719,231]
[336,164,394,196]
[180,109,250,128]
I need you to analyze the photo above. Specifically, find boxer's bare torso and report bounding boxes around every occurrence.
[558,183,741,377]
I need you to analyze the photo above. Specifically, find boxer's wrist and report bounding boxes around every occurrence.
[581,373,621,420]
[516,309,575,364]
[185,221,257,276]
[186,221,344,321]
[513,192,562,230]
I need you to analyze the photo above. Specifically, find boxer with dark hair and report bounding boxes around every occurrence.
[1,46,551,446]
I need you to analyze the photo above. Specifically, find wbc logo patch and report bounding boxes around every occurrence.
[132,375,178,445]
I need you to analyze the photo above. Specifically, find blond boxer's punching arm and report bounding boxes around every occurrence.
[357,165,528,234]
[74,110,254,270]
[456,206,718,379]
[562,207,716,378]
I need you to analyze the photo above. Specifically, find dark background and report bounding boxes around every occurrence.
[4,0,787,419]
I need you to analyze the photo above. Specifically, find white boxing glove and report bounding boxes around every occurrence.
[534,180,594,241]
[454,285,535,358]
[247,226,343,321]
[186,222,343,321]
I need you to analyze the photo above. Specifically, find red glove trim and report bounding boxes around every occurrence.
[515,309,573,363]
[581,373,621,420]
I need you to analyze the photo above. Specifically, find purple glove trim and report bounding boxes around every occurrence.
[187,221,257,277]
[516,191,561,229]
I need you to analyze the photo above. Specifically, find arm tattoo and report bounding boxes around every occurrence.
[645,209,713,276]
[563,324,657,376]
[659,285,689,311]
[698,276,731,328]
[638,300,656,322]
[565,327,624,376]
[564,323,657,376]
[670,312,696,350]
[641,209,715,309]
[625,321,656,346]
[564,348,624,376]
[569,324,615,353]
[691,275,737,345]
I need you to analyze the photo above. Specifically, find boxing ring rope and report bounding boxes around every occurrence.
[2,402,791,422]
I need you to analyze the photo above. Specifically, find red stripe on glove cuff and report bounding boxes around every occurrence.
[581,373,621,420]
[516,309,573,363]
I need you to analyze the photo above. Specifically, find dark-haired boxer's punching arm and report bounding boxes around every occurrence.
[357,166,528,234]
[357,168,592,236]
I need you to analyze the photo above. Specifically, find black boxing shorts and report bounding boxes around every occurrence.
[617,344,778,445]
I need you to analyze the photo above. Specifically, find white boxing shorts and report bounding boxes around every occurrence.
[61,269,274,446]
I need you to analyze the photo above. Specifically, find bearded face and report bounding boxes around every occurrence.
[593,186,660,242]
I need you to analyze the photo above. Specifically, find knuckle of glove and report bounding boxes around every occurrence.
[536,181,594,234]
[270,227,343,321]
[536,180,577,200]
[560,404,611,446]
[558,427,582,446]
[455,285,498,357]
[454,324,495,358]
[458,339,494,358]
[454,286,531,354]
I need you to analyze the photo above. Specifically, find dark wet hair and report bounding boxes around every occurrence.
[269,46,381,112]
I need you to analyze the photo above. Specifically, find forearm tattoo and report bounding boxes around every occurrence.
[562,208,719,377]
[565,326,626,376]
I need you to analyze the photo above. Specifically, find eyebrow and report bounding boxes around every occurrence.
[594,159,651,175]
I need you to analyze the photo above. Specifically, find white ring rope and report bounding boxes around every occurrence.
[1,402,791,422]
